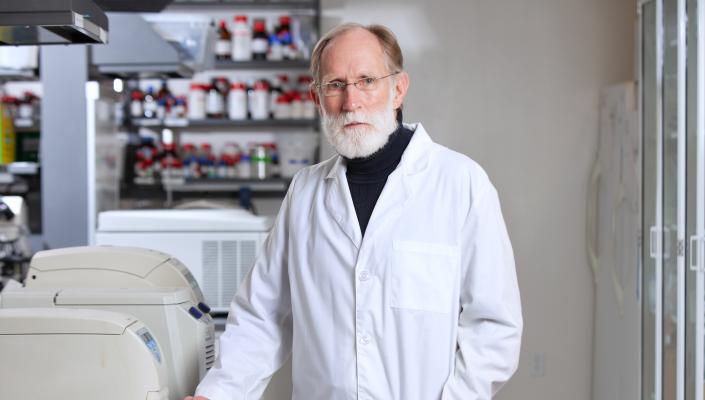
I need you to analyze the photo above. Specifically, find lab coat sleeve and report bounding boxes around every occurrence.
[441,183,523,400]
[195,177,296,400]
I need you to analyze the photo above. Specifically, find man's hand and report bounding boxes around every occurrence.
[183,397,209,400]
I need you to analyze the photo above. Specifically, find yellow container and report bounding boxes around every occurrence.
[0,103,16,164]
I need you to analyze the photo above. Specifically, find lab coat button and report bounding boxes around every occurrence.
[359,271,370,281]
[359,335,370,345]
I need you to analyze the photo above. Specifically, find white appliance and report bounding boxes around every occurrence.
[0,307,169,400]
[0,286,215,400]
[95,209,273,312]
[25,245,208,306]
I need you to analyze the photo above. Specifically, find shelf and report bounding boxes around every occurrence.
[14,117,40,132]
[0,68,37,82]
[129,117,318,129]
[165,178,289,192]
[213,59,310,70]
[170,0,317,10]
[122,178,290,197]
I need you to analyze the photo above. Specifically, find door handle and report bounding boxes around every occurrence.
[650,226,660,259]
[690,236,703,272]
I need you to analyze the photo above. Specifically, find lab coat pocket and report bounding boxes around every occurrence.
[391,240,460,314]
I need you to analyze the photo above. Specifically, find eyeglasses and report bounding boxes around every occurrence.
[315,72,400,97]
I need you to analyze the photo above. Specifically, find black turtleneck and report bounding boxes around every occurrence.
[345,122,414,236]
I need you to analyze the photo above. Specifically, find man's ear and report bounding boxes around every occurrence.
[392,72,410,110]
[310,85,320,107]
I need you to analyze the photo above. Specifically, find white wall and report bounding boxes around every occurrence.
[321,0,635,398]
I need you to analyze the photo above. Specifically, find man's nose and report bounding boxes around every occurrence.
[341,84,362,112]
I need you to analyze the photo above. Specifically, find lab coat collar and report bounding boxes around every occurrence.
[323,122,433,249]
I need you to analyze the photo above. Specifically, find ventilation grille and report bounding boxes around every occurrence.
[200,239,259,309]
[202,241,219,308]
[204,334,216,370]
[221,241,238,307]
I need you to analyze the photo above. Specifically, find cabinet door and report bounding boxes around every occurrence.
[687,0,705,398]
[642,0,664,398]
[662,0,688,398]
[641,0,686,397]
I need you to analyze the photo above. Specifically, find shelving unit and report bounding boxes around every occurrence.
[0,68,38,82]
[166,177,290,192]
[118,0,321,203]
[13,117,40,132]
[129,117,317,129]
[213,59,310,70]
[121,177,291,203]
[0,67,42,233]
[170,0,319,11]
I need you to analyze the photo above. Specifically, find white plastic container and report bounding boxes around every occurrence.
[228,82,248,120]
[273,94,291,119]
[290,93,303,119]
[188,83,207,120]
[278,133,317,178]
[250,81,270,120]
[231,15,251,61]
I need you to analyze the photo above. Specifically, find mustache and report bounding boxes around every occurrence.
[325,111,377,127]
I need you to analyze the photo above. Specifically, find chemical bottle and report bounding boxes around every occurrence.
[251,19,269,61]
[215,20,232,60]
[231,15,251,61]
[143,87,157,119]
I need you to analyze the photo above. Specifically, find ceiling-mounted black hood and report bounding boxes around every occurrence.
[94,0,173,12]
[0,0,108,45]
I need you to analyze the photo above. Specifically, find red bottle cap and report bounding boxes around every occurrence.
[254,80,270,91]
[234,15,247,22]
[254,20,266,32]
[279,15,291,25]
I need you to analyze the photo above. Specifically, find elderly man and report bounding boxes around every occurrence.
[187,23,522,400]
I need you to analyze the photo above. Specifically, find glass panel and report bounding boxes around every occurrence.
[662,0,681,396]
[643,1,660,398]
[685,0,700,398]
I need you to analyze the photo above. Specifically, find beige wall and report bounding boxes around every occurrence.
[320,0,636,398]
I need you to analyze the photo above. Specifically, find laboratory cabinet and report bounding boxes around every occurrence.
[640,0,705,399]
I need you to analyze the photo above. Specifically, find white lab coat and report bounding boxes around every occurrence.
[196,123,523,400]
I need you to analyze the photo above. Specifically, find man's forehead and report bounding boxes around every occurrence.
[320,28,387,77]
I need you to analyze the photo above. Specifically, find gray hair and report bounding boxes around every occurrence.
[310,23,404,84]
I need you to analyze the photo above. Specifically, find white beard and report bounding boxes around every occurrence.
[320,94,398,159]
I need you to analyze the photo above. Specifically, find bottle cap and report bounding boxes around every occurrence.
[254,80,270,90]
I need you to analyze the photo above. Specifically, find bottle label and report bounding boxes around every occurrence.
[252,38,268,54]
[216,40,231,56]
[232,36,251,61]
